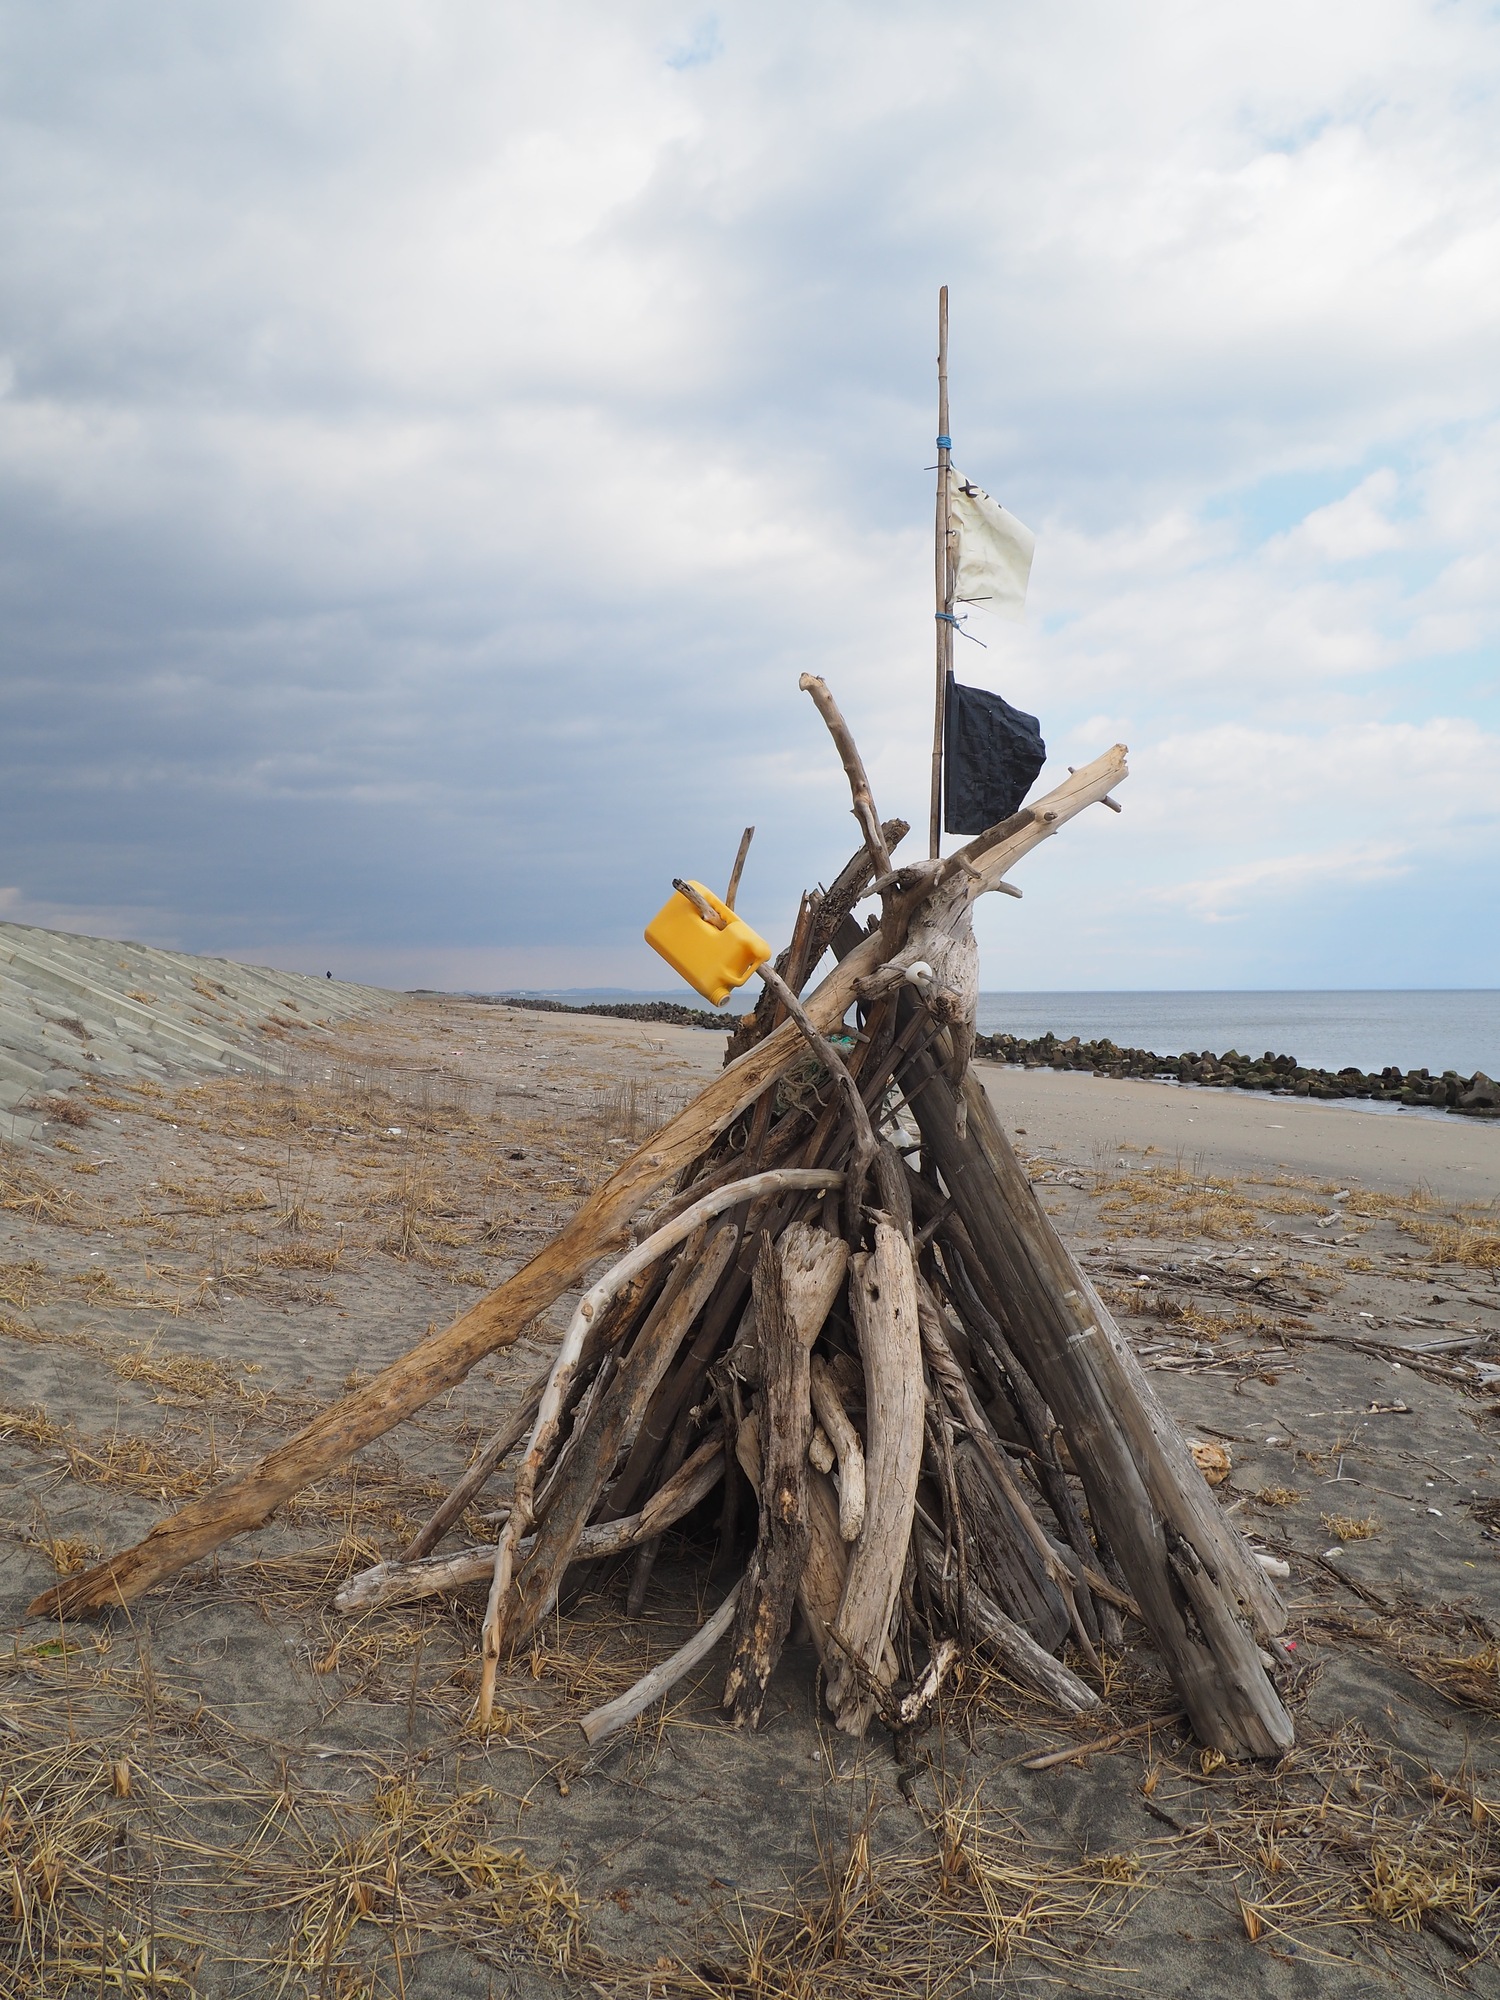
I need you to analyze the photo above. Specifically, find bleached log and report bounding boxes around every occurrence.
[810,1355,865,1542]
[826,1220,924,1735]
[500,1222,740,1648]
[776,1218,850,1346]
[579,1580,744,1749]
[724,1233,813,1726]
[399,1369,548,1563]
[736,1411,888,1688]
[917,1534,1100,1715]
[916,1278,1098,1665]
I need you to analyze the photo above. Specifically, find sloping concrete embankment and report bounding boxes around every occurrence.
[0,921,395,1142]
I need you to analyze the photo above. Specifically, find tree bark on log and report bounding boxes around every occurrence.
[724,1234,813,1726]
[735,1413,874,1687]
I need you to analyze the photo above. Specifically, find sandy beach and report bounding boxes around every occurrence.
[978,1060,1498,1202]
[1,976,1498,1996]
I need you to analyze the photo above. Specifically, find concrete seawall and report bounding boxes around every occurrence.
[0,921,395,1142]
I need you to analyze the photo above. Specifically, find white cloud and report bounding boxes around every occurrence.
[1156,841,1414,923]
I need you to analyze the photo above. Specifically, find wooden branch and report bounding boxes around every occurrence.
[735,1411,870,1687]
[798,674,893,881]
[899,1637,958,1726]
[935,1222,1123,1638]
[29,746,1118,1624]
[812,819,909,962]
[956,745,1128,897]
[916,1278,1099,1667]
[918,1535,1100,1714]
[725,820,908,1067]
[724,1233,814,1726]
[776,1217,850,1343]
[810,1355,865,1542]
[333,1433,727,1614]
[758,962,880,1201]
[827,1220,924,1734]
[725,826,755,910]
[672,878,728,929]
[399,1369,549,1563]
[477,1166,842,1726]
[579,1579,744,1749]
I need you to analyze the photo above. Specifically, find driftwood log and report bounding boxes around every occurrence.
[31,675,1295,1764]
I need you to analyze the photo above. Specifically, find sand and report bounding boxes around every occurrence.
[1,981,1498,1996]
[977,1059,1498,1204]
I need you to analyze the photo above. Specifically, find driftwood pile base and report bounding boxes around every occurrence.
[33,678,1295,1763]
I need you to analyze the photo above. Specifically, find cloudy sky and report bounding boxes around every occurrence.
[2,2,1496,995]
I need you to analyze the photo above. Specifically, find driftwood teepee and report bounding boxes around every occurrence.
[33,675,1295,1762]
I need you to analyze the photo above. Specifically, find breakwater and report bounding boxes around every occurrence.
[973,1031,1500,1118]
[491,996,1500,1119]
[495,994,728,1030]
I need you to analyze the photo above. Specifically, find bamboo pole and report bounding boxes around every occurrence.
[928,284,953,859]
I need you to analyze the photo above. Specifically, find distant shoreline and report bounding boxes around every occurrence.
[489,994,1499,1122]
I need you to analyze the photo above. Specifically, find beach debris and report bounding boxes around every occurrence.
[1189,1439,1233,1486]
[969,1030,1500,1116]
[33,671,1294,1763]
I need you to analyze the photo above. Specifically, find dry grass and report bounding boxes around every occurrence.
[0,1402,220,1501]
[0,1638,582,1998]
[1321,1513,1379,1541]
[28,1530,104,1575]
[1093,1164,1261,1241]
[46,1095,93,1129]
[588,1078,686,1144]
[676,1779,1140,2000]
[0,1259,48,1309]
[1403,1211,1500,1272]
[370,1156,471,1263]
[1146,1715,1499,1960]
[0,1160,90,1227]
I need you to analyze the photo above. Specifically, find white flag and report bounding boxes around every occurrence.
[948,469,1034,619]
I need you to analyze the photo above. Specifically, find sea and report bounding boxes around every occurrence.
[504,989,1500,1080]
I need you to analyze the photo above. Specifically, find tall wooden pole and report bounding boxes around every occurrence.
[928,286,953,859]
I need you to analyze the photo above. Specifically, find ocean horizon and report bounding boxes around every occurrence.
[497,987,1500,1079]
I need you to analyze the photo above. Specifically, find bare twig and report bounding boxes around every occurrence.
[798,674,893,881]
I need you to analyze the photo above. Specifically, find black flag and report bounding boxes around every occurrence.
[943,680,1046,836]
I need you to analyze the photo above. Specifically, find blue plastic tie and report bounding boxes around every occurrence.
[935,610,986,648]
[935,435,952,449]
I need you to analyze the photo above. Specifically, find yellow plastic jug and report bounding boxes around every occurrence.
[644,881,771,1007]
